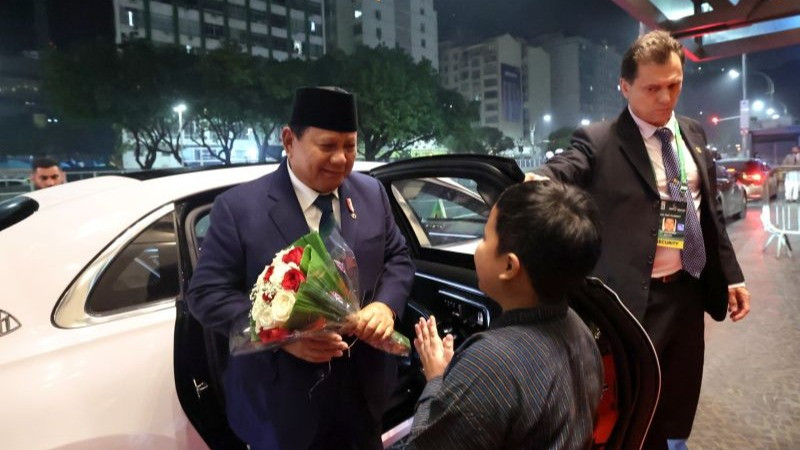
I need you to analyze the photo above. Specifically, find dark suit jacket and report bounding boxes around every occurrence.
[537,109,743,321]
[187,160,414,449]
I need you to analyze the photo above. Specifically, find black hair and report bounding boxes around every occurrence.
[620,30,685,83]
[494,181,602,303]
[32,157,60,171]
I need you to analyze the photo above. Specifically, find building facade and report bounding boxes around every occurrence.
[325,0,438,69]
[114,0,325,60]
[541,36,624,130]
[439,34,551,146]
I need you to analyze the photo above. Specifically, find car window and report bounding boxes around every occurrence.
[719,160,745,172]
[391,177,490,252]
[715,165,728,179]
[195,213,211,248]
[86,212,179,314]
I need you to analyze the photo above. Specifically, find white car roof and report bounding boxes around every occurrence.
[1,162,385,337]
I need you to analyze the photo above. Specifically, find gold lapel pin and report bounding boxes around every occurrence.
[694,146,702,154]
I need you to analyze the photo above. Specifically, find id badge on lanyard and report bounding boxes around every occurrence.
[657,200,687,249]
[657,123,690,250]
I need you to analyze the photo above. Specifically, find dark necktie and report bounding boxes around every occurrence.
[655,127,706,278]
[313,194,336,238]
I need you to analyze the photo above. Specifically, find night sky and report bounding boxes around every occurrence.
[0,0,112,54]
[436,0,638,52]
[435,0,799,118]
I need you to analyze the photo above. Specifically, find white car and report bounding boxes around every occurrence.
[0,155,657,449]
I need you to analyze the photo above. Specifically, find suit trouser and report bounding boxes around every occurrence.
[307,356,383,450]
[246,354,383,450]
[641,273,706,450]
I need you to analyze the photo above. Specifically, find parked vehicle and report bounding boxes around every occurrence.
[715,164,747,221]
[717,158,777,200]
[0,155,658,449]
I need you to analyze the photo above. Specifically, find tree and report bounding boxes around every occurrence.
[189,43,262,165]
[437,88,481,153]
[478,127,516,155]
[445,126,515,156]
[43,40,196,169]
[250,58,311,162]
[312,46,444,161]
[547,126,576,152]
[114,41,196,168]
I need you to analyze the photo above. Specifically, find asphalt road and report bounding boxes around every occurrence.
[689,202,800,449]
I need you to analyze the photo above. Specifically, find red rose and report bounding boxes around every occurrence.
[261,292,273,303]
[258,327,290,344]
[263,265,274,282]
[282,247,304,265]
[281,268,306,291]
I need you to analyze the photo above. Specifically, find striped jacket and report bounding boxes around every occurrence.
[408,303,603,450]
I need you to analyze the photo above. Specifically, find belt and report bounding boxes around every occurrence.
[651,270,689,284]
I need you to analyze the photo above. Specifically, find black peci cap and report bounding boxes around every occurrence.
[288,86,358,132]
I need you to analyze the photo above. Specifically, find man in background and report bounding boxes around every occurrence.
[30,157,65,190]
[781,145,800,201]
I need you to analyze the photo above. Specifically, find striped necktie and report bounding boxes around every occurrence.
[655,127,706,278]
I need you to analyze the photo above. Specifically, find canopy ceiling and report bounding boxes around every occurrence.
[611,0,800,61]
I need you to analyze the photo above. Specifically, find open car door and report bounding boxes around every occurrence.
[371,155,659,449]
[172,155,659,449]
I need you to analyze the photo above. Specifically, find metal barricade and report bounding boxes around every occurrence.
[761,166,800,258]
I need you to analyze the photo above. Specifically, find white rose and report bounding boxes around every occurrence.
[269,264,290,285]
[251,297,274,331]
[271,291,296,325]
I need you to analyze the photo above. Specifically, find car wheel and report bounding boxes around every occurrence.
[733,192,747,221]
[717,194,727,221]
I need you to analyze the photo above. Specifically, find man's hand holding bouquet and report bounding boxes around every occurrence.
[229,230,411,361]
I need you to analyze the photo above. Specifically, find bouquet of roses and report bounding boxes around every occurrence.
[229,230,411,357]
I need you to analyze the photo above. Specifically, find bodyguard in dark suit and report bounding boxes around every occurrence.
[187,87,414,449]
[530,31,750,449]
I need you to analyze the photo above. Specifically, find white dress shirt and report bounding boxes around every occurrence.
[628,108,701,278]
[287,162,342,232]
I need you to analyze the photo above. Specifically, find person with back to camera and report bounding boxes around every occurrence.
[407,181,604,450]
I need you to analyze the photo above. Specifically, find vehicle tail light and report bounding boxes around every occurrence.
[741,171,764,185]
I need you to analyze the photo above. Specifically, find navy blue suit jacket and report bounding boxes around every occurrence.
[187,160,414,448]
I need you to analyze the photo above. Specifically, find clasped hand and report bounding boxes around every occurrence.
[283,302,395,363]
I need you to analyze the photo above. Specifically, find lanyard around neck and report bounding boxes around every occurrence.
[669,121,688,193]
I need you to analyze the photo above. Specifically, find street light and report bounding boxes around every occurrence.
[728,57,779,157]
[529,113,553,166]
[173,103,188,163]
[173,103,187,132]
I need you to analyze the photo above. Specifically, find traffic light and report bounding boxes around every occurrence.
[710,115,720,125]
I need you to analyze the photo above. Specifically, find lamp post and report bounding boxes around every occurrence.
[529,114,552,166]
[728,57,778,157]
[172,103,187,161]
[173,103,187,135]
